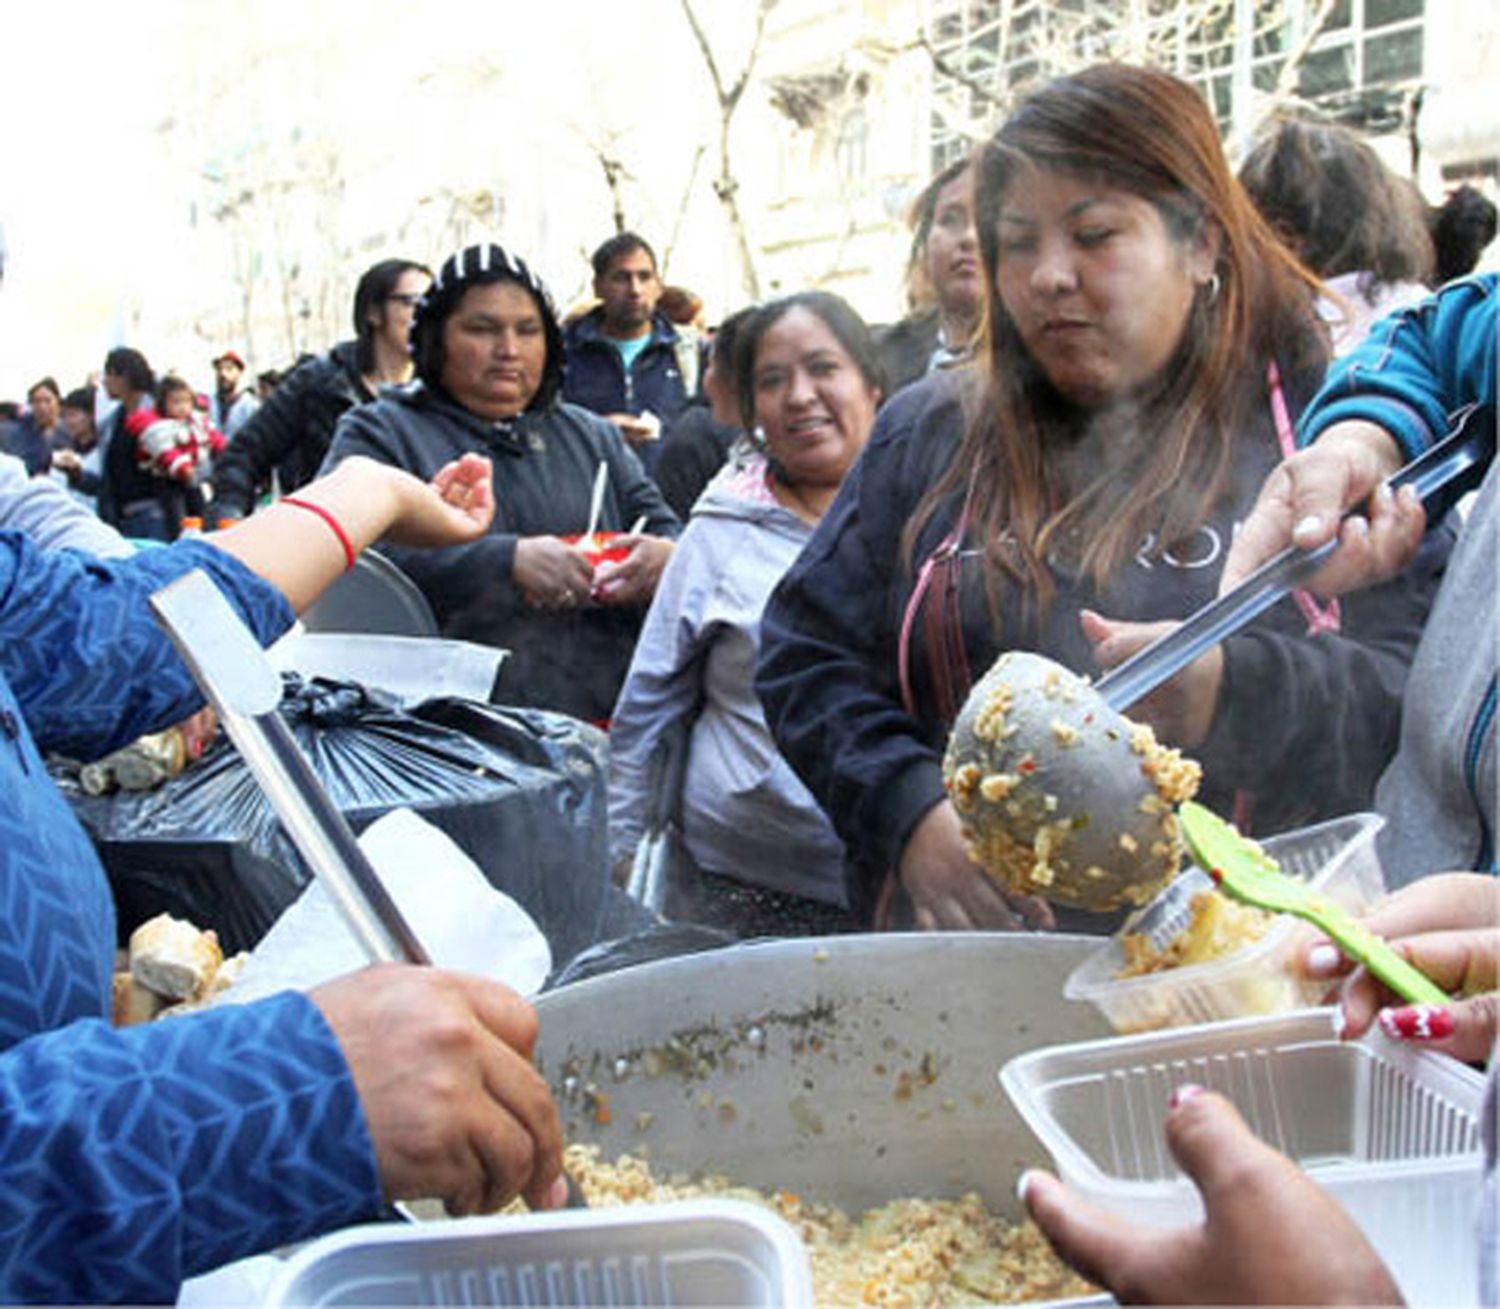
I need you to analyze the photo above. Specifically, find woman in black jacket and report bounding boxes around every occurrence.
[757,65,1451,931]
[325,243,679,722]
[211,258,430,521]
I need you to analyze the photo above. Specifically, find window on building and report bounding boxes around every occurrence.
[924,0,1426,168]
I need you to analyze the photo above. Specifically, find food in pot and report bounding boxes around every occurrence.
[944,651,1200,912]
[553,1143,1094,1306]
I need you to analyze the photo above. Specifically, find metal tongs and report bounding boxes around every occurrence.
[1096,402,1495,712]
[151,570,429,966]
[152,571,591,1210]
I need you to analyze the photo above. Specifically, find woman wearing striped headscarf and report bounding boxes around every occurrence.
[324,242,680,723]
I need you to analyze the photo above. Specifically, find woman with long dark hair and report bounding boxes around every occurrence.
[212,257,432,521]
[757,64,1451,931]
[877,158,985,394]
[1238,117,1434,355]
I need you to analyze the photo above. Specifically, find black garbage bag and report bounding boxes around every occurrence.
[59,675,610,961]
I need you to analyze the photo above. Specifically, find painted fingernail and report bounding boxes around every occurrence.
[1306,942,1343,975]
[1331,1005,1349,1039]
[1294,514,1323,539]
[1169,1083,1207,1110]
[1378,1004,1455,1041]
[1016,1169,1038,1205]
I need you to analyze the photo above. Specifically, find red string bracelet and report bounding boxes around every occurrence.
[280,496,357,572]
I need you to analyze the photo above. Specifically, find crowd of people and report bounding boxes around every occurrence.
[0,58,1495,1305]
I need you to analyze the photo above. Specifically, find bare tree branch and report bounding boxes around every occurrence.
[678,0,727,104]
[661,143,708,278]
[1270,0,1346,102]
[680,0,779,300]
[917,33,1006,112]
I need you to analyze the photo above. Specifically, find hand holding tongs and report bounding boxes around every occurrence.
[154,572,598,1210]
[1095,402,1495,712]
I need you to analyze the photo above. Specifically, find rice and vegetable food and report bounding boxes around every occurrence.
[944,652,1200,912]
[553,1143,1095,1306]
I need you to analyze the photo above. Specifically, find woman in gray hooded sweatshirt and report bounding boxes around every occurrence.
[609,292,884,935]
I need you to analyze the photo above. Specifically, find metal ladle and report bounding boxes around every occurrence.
[945,402,1495,912]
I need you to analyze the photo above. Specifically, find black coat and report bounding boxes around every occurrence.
[757,367,1454,912]
[652,402,741,520]
[213,342,370,519]
[326,385,681,722]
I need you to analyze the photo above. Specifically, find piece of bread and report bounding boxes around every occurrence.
[112,971,168,1026]
[205,951,247,999]
[129,913,223,1001]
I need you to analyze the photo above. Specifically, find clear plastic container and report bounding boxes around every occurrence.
[1064,812,1385,1033]
[264,1200,815,1307]
[1000,1009,1487,1306]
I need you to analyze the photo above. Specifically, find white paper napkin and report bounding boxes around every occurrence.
[221,807,552,1004]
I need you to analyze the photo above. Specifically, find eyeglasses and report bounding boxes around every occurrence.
[386,293,425,307]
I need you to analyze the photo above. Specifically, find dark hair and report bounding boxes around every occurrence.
[904,157,973,308]
[103,347,155,394]
[352,258,432,373]
[155,374,194,409]
[1430,184,1498,285]
[1239,118,1434,300]
[257,369,282,390]
[61,387,94,415]
[710,305,756,377]
[411,243,565,412]
[733,291,885,429]
[906,63,1327,610]
[27,376,62,404]
[590,231,657,280]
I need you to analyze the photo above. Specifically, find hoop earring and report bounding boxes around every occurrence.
[1203,273,1222,304]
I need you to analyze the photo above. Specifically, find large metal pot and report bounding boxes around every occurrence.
[534,932,1111,1216]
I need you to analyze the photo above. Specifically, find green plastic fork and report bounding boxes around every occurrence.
[1177,800,1448,1006]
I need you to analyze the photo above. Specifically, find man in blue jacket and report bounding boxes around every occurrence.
[562,232,691,476]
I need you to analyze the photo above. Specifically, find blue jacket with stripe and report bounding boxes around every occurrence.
[0,537,380,1302]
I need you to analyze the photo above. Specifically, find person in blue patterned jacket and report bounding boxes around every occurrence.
[0,452,566,1304]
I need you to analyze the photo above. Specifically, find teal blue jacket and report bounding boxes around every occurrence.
[1301,274,1497,879]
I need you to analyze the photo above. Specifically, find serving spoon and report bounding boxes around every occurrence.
[944,403,1495,912]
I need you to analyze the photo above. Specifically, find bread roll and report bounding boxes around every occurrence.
[112,971,168,1026]
[129,913,223,1001]
[205,951,247,998]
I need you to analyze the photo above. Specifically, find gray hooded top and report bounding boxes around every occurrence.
[608,444,849,905]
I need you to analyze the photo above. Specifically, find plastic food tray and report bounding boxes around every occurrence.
[1000,1009,1487,1306]
[1064,812,1384,1032]
[263,1200,813,1308]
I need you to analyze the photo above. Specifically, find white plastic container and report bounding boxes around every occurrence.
[1000,1009,1487,1306]
[264,1200,814,1308]
[1065,812,1385,1032]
